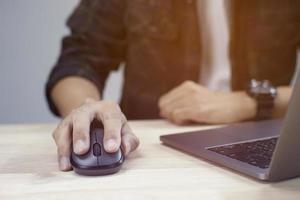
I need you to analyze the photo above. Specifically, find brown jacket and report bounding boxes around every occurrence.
[46,0,300,119]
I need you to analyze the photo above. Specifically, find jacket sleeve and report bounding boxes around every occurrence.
[45,0,127,116]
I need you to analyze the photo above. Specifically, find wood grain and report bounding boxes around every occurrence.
[0,120,299,200]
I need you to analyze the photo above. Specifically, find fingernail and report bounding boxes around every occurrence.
[105,139,118,152]
[74,140,86,154]
[59,156,70,171]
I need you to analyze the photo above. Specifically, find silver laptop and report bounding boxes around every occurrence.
[160,73,300,182]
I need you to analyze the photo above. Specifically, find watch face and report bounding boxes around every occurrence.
[248,79,277,120]
[250,79,277,97]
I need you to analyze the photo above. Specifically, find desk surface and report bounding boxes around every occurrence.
[0,120,300,200]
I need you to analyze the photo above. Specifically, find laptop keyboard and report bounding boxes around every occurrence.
[207,137,278,169]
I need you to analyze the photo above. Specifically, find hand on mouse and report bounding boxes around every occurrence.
[159,81,257,125]
[52,98,140,171]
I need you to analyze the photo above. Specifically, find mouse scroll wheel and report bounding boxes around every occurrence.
[93,143,102,156]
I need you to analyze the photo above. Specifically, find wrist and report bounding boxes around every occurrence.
[246,79,277,120]
[52,77,101,117]
[273,86,292,117]
[236,92,257,121]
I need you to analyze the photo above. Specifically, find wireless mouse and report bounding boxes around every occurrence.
[70,120,124,176]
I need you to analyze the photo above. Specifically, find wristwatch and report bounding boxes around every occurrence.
[247,79,277,120]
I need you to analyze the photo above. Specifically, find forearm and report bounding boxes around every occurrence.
[51,77,101,117]
[273,86,292,118]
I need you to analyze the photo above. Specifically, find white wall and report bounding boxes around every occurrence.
[0,0,123,124]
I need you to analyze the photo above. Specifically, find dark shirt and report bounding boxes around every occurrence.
[46,0,300,119]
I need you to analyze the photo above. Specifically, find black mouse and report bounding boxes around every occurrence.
[70,120,124,176]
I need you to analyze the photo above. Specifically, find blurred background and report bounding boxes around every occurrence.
[1,1,300,124]
[0,0,123,124]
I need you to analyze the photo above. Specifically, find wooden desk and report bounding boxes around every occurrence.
[0,120,300,200]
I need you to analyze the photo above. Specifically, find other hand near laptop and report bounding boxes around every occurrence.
[159,81,257,125]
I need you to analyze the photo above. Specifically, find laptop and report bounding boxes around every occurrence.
[160,73,300,182]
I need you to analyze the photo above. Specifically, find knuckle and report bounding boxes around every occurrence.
[183,80,194,88]
[71,114,81,123]
[71,105,89,115]
[100,106,123,122]
[72,108,83,116]
[71,110,89,123]
[128,134,140,150]
[72,117,83,127]
[69,109,78,116]
[84,97,96,104]
[82,102,93,110]
[103,100,119,108]
[181,81,198,93]
[187,88,198,97]
[97,101,123,119]
[103,111,123,121]
[189,84,199,93]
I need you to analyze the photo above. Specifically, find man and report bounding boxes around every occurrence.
[46,0,300,171]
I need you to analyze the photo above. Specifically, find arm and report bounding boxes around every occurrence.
[47,0,139,171]
[51,77,101,117]
[51,76,139,171]
[158,81,292,125]
[46,0,127,117]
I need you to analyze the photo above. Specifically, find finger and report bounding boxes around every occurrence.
[97,104,124,153]
[159,86,187,109]
[160,96,192,119]
[170,106,205,125]
[159,81,196,108]
[72,107,93,155]
[53,119,72,171]
[121,123,140,156]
